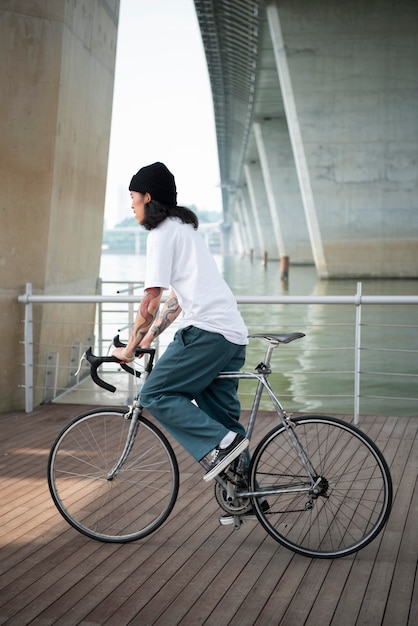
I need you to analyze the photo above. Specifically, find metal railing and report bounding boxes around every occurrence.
[17,282,418,421]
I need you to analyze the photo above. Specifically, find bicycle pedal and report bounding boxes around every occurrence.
[218,513,243,529]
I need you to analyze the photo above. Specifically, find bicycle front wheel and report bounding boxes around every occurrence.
[48,408,179,542]
[249,415,392,558]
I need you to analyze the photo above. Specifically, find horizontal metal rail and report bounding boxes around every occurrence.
[18,283,418,419]
[18,293,418,305]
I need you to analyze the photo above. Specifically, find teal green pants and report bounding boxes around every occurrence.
[140,326,246,461]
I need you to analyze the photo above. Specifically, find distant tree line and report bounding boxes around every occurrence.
[102,206,221,254]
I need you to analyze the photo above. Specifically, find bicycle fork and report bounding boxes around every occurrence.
[106,403,141,480]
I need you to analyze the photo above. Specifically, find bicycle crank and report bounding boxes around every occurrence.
[214,481,252,515]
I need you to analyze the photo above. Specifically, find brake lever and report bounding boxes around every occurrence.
[74,352,86,377]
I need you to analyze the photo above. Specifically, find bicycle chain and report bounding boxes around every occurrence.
[264,502,314,515]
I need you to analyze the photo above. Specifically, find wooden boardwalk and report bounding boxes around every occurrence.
[0,404,417,626]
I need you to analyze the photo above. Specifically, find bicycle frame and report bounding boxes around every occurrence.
[212,341,320,499]
[87,333,319,500]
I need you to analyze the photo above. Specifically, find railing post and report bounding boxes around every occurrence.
[97,277,103,353]
[354,282,362,424]
[127,284,135,402]
[24,282,34,413]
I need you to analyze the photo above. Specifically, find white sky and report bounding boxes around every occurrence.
[104,0,222,227]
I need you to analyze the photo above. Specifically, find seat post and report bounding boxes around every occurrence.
[263,343,276,368]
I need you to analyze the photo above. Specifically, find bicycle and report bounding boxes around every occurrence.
[47,332,393,559]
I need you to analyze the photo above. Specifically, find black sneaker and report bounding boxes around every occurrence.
[219,499,270,526]
[203,433,249,482]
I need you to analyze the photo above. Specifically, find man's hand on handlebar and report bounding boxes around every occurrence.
[112,346,136,363]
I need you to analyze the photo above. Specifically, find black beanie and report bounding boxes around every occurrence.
[129,162,177,205]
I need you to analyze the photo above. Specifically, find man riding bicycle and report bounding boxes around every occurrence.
[112,162,249,480]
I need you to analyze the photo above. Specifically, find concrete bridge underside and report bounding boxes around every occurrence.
[194,0,418,278]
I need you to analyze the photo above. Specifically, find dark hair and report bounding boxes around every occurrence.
[142,200,199,231]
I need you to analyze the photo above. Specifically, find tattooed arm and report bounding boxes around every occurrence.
[112,287,163,362]
[140,289,182,349]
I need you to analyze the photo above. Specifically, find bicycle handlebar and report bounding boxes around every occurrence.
[85,335,156,393]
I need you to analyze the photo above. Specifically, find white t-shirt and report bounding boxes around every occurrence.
[144,217,248,345]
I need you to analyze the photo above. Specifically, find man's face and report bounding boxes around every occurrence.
[130,191,150,225]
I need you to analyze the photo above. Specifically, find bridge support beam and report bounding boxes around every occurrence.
[267,2,328,277]
[244,164,266,256]
[254,119,314,267]
[266,0,418,277]
[243,163,274,259]
[254,122,286,259]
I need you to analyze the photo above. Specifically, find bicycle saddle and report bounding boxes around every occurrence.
[248,332,305,344]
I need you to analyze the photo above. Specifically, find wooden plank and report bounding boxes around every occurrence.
[136,524,267,625]
[0,408,416,626]
[296,558,355,626]
[381,422,418,626]
[172,532,283,625]
[329,417,417,626]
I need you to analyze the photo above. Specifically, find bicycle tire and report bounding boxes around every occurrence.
[249,415,393,558]
[48,408,179,542]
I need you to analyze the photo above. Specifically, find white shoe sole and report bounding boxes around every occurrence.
[219,501,269,525]
[203,438,249,482]
[219,513,256,526]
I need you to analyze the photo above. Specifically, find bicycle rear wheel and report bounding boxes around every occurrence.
[249,415,392,558]
[48,408,179,542]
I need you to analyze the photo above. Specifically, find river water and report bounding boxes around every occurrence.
[100,253,418,417]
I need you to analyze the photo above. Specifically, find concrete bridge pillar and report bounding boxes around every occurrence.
[0,1,119,410]
[235,191,255,259]
[254,119,314,266]
[266,0,418,277]
[242,162,280,260]
[253,122,286,259]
